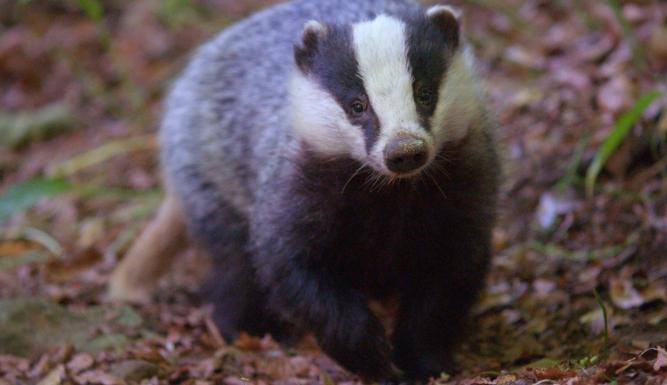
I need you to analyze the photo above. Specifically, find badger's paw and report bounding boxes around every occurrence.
[107,268,154,303]
[317,309,399,382]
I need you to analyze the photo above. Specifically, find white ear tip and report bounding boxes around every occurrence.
[303,20,327,35]
[426,4,462,20]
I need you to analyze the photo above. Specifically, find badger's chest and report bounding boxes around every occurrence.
[296,157,461,298]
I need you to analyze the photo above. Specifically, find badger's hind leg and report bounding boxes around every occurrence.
[109,193,187,302]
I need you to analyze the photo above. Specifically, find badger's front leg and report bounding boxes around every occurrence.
[263,260,395,380]
[392,230,492,381]
[251,184,396,381]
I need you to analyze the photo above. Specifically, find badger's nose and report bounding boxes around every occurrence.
[384,137,428,174]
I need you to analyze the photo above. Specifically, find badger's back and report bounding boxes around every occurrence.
[160,0,421,215]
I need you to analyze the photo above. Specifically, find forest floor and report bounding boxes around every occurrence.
[1,1,666,384]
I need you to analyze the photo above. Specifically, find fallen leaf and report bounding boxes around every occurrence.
[580,306,614,335]
[0,241,33,255]
[535,191,579,229]
[654,347,667,372]
[224,376,251,385]
[233,333,262,351]
[504,45,546,70]
[610,278,644,309]
[496,374,517,384]
[46,247,102,282]
[533,367,577,380]
[320,371,336,385]
[648,25,667,65]
[74,370,126,385]
[67,353,94,374]
[523,358,561,369]
[36,365,65,385]
[597,76,634,114]
[110,359,160,382]
[0,104,76,149]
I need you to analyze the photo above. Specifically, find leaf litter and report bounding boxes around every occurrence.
[0,0,666,384]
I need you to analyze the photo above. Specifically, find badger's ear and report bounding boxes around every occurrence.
[294,20,328,73]
[426,5,461,49]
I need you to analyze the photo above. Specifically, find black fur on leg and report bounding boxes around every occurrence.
[392,226,492,381]
[199,262,296,343]
[178,167,296,343]
[250,159,399,381]
[257,251,397,381]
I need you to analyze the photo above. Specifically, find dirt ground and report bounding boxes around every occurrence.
[0,0,666,384]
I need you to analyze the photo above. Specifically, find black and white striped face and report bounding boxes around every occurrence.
[290,5,479,178]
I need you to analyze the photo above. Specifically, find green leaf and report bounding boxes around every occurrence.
[0,251,50,271]
[523,358,561,369]
[0,104,76,149]
[0,178,74,225]
[585,91,663,197]
[74,0,103,22]
[0,176,161,226]
[593,289,609,358]
[48,135,155,178]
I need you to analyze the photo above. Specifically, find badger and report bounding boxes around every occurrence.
[109,0,500,382]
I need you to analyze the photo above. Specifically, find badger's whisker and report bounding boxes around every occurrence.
[389,175,398,187]
[369,174,382,192]
[429,160,451,181]
[361,172,377,192]
[426,169,448,201]
[341,163,368,194]
[370,173,388,192]
[435,152,451,162]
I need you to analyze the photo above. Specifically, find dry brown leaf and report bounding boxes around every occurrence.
[653,347,667,372]
[0,241,35,256]
[66,353,95,374]
[36,365,65,385]
[74,370,126,385]
[224,376,252,385]
[496,374,517,384]
[0,355,30,371]
[533,367,578,380]
[597,76,634,114]
[46,247,102,282]
[610,278,645,309]
[233,332,263,351]
[457,377,495,385]
[648,25,667,65]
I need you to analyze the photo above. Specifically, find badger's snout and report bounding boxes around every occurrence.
[383,136,429,174]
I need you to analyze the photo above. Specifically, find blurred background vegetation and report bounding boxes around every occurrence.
[0,0,666,384]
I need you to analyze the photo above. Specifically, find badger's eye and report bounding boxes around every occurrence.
[416,87,435,106]
[350,99,367,116]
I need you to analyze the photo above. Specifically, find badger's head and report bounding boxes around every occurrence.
[289,5,481,178]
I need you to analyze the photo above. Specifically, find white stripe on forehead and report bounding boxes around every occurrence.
[352,15,421,134]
